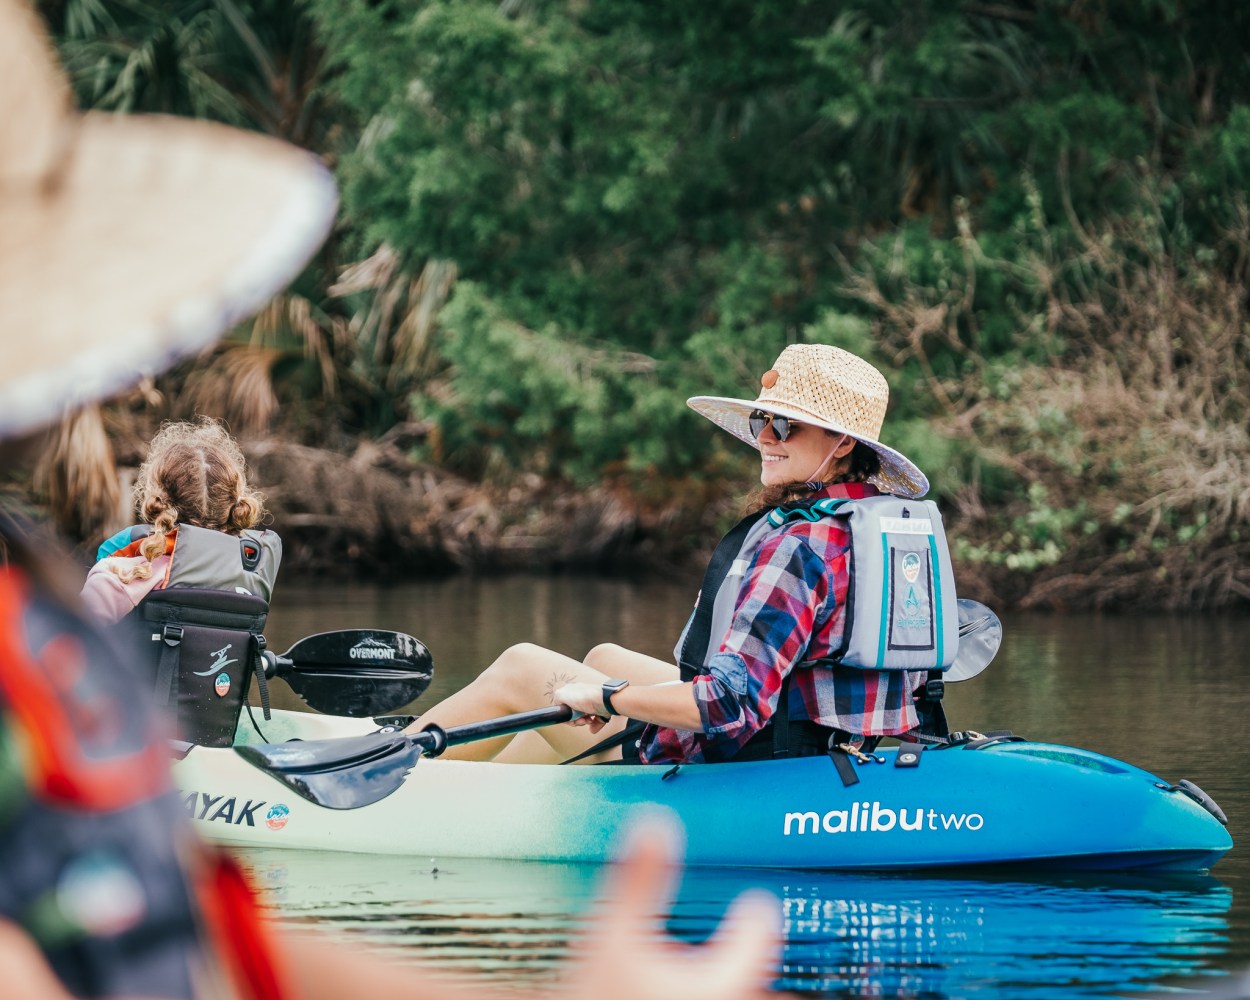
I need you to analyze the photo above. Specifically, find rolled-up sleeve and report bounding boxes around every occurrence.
[690,533,829,739]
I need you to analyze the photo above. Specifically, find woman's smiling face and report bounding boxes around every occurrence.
[754,414,854,486]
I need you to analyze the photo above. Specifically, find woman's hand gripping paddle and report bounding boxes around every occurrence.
[262,630,433,716]
[234,704,579,809]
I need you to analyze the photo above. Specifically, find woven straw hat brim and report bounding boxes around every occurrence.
[687,394,930,499]
[0,114,337,439]
[0,0,336,439]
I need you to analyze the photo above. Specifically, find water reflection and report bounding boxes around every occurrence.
[238,849,592,983]
[238,848,1234,998]
[256,578,1250,996]
[674,867,1233,998]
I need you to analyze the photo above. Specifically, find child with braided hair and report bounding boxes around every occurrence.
[82,417,281,623]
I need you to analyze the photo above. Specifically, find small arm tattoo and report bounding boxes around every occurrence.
[544,671,579,704]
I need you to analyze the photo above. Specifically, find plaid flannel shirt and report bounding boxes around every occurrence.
[640,482,920,764]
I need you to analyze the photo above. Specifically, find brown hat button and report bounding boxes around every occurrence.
[761,369,778,389]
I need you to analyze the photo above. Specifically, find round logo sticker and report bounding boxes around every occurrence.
[901,552,922,583]
[214,672,232,697]
[265,804,290,831]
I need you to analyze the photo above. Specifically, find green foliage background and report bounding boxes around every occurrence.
[39,0,1250,608]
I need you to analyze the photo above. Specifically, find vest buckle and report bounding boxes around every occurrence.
[161,623,184,646]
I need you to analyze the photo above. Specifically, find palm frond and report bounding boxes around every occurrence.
[179,344,280,438]
[33,404,122,543]
[330,245,459,390]
[393,259,459,386]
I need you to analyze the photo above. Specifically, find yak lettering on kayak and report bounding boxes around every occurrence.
[183,790,268,826]
[783,803,984,835]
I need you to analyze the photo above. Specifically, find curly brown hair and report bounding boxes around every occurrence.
[112,418,266,583]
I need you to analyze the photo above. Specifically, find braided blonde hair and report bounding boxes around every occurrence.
[110,418,266,584]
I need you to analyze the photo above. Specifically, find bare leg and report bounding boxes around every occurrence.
[492,730,563,765]
[409,642,677,763]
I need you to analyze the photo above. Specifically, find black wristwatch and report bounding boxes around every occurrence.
[602,678,630,716]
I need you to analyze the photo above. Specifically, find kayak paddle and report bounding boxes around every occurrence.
[261,629,433,717]
[948,598,1002,683]
[236,704,576,809]
[237,599,1005,810]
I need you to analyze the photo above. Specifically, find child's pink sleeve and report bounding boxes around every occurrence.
[80,557,167,623]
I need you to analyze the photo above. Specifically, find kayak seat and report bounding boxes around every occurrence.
[130,587,270,748]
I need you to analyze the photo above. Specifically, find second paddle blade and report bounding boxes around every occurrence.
[278,630,434,716]
[280,668,429,717]
[947,598,1003,683]
[236,731,420,809]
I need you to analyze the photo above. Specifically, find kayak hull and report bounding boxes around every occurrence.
[172,711,1232,871]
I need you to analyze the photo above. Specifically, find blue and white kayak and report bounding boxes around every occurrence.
[170,709,1232,872]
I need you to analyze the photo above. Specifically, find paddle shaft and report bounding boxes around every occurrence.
[234,704,585,809]
[261,651,425,681]
[414,705,577,757]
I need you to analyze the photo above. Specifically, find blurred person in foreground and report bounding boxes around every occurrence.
[0,2,781,998]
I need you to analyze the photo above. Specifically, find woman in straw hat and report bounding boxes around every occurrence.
[409,343,937,766]
[0,3,778,998]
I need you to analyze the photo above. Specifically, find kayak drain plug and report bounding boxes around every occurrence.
[1158,779,1229,825]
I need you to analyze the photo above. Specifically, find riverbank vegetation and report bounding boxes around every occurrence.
[27,0,1250,610]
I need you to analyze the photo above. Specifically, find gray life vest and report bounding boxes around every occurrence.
[125,525,282,746]
[163,523,282,601]
[675,495,959,674]
[773,494,960,671]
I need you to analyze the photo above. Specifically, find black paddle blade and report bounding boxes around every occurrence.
[274,630,434,717]
[236,731,420,809]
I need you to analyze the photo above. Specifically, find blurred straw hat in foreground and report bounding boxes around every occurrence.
[0,0,338,440]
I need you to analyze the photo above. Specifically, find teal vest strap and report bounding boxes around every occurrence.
[766,496,851,527]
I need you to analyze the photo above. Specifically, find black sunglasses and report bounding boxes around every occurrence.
[749,409,801,442]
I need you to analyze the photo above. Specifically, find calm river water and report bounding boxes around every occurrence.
[239,577,1250,998]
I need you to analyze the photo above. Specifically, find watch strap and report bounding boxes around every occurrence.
[602,678,628,716]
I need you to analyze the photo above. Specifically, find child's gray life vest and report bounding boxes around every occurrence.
[123,524,282,747]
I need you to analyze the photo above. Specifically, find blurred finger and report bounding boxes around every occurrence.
[698,889,782,994]
[0,920,74,999]
[598,814,684,927]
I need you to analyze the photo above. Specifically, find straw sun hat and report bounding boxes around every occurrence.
[0,0,338,441]
[687,343,930,499]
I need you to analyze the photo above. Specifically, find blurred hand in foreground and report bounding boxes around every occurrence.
[558,815,782,1000]
[280,815,784,1000]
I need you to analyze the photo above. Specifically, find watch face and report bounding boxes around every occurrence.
[603,679,628,715]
